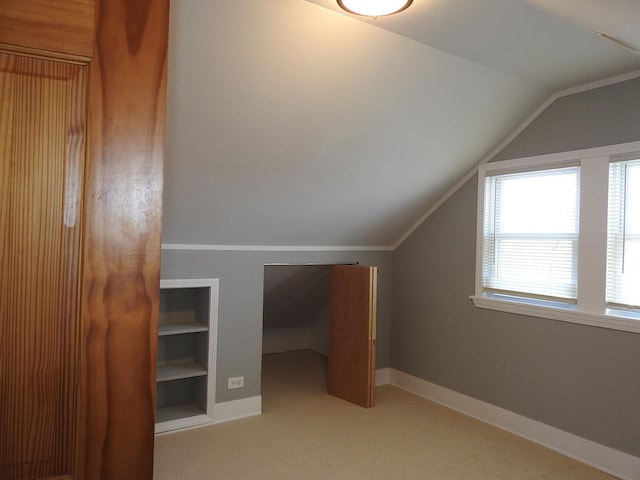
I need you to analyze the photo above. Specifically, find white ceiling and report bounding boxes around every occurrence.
[162,0,640,248]
[306,0,640,90]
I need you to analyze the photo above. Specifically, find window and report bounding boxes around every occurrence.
[472,141,640,334]
[607,158,640,310]
[483,166,579,302]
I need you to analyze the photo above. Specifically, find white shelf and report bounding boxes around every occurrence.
[158,321,208,336]
[157,360,207,382]
[156,278,218,434]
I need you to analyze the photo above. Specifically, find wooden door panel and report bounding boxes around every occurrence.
[0,1,169,478]
[0,0,95,59]
[328,265,377,408]
[0,54,87,480]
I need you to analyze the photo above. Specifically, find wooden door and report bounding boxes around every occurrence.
[0,1,169,479]
[328,265,378,408]
[0,53,88,480]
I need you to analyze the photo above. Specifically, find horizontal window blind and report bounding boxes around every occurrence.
[606,159,640,309]
[483,167,579,301]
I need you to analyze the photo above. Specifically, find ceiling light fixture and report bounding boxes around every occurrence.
[337,0,413,17]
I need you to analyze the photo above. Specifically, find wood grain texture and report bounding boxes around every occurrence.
[78,0,169,478]
[0,0,94,59]
[0,54,87,480]
[0,1,168,477]
[328,265,377,408]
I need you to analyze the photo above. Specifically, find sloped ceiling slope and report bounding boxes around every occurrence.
[306,0,640,90]
[162,0,639,248]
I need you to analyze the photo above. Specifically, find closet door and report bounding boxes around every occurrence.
[0,53,88,480]
[328,265,378,408]
[0,1,169,479]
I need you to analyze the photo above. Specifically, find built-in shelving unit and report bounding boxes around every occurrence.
[155,279,218,434]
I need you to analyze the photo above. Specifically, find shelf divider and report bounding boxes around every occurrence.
[157,360,207,382]
[158,321,208,336]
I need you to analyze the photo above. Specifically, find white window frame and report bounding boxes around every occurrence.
[471,141,640,334]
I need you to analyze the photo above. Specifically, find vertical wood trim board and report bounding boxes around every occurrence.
[79,0,169,478]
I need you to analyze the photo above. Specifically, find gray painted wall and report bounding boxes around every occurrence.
[263,265,331,355]
[494,76,640,161]
[161,250,392,403]
[263,265,330,329]
[392,76,640,457]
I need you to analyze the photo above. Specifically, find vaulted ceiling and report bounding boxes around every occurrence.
[162,0,640,248]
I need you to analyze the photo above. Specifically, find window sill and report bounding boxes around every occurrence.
[470,294,640,334]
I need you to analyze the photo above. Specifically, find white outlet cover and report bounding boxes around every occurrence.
[228,376,244,389]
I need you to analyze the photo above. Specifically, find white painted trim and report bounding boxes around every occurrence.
[157,278,220,434]
[154,414,214,435]
[392,70,640,250]
[393,92,558,249]
[159,277,218,288]
[214,395,262,424]
[392,164,479,249]
[162,243,393,252]
[471,295,640,334]
[210,370,389,426]
[481,140,640,172]
[554,68,640,98]
[155,394,261,435]
[387,369,640,480]
[162,72,640,255]
[472,141,640,336]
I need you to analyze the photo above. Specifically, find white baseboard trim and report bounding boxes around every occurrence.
[384,369,639,480]
[214,395,262,424]
[213,368,391,424]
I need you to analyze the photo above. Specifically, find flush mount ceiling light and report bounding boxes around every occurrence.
[337,0,413,17]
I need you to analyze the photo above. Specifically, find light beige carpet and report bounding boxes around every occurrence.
[154,350,615,479]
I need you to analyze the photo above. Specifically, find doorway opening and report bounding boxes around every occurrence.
[261,263,377,409]
[262,264,331,358]
[261,264,332,412]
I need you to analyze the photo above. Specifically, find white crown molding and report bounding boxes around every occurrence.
[392,90,557,249]
[555,68,640,98]
[162,243,394,252]
[392,68,640,250]
[384,369,640,480]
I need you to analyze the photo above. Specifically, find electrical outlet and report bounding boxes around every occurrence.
[228,376,244,389]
